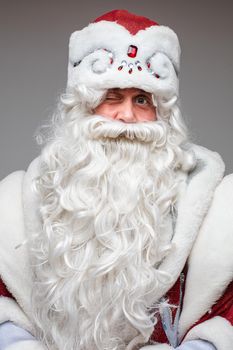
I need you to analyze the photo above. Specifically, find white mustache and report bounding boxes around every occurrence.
[81,114,167,144]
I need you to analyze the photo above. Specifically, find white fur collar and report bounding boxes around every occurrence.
[178,172,233,338]
[0,171,32,321]
[155,144,225,300]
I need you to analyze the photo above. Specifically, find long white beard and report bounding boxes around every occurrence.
[30,104,194,350]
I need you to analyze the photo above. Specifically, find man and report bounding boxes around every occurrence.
[0,9,232,350]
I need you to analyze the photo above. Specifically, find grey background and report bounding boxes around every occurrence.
[1,0,233,179]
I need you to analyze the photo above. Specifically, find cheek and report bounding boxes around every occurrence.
[136,107,157,122]
[94,104,116,120]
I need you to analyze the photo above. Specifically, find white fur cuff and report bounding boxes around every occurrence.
[183,316,233,350]
[5,340,46,350]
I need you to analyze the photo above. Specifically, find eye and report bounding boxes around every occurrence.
[135,95,150,105]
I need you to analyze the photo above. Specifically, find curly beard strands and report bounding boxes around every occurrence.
[30,96,195,350]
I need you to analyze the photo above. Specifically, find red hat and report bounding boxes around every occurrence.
[67,9,180,99]
[94,9,159,35]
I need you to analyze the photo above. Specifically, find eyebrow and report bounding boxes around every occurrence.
[108,89,121,94]
[108,89,152,96]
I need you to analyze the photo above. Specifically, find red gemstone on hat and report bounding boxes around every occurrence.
[127,45,138,58]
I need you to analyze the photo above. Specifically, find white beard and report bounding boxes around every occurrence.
[30,106,193,350]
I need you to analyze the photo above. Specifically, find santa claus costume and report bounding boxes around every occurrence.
[0,9,232,350]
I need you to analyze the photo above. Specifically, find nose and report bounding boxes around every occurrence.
[115,99,137,123]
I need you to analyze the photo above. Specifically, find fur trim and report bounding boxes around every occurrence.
[67,21,180,98]
[5,340,46,350]
[155,144,225,301]
[183,316,233,350]
[0,171,33,320]
[179,174,233,337]
[0,297,33,334]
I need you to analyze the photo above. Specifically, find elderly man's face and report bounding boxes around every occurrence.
[94,88,156,123]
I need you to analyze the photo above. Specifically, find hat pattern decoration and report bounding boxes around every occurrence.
[68,9,181,98]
